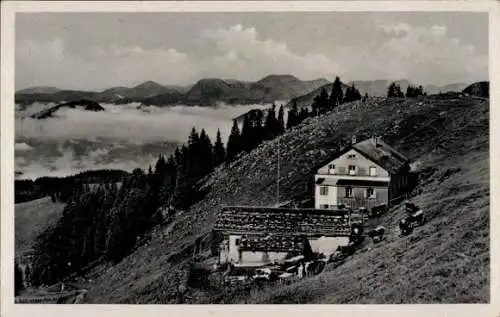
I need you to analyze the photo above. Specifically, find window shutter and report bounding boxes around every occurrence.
[358,167,367,176]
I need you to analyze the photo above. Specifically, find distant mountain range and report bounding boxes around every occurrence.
[15,75,330,107]
[16,75,475,108]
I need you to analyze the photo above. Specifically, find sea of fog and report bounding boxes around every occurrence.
[15,101,286,180]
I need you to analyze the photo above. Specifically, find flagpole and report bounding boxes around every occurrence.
[277,135,280,206]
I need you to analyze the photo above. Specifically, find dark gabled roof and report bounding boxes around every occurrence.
[316,137,410,175]
[238,234,308,253]
[336,179,389,187]
[214,206,351,237]
[353,138,410,174]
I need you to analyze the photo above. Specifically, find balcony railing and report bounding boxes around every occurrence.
[318,170,382,177]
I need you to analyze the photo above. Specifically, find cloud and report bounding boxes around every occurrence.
[200,24,339,81]
[15,102,271,144]
[15,147,157,180]
[16,24,343,89]
[335,23,487,84]
[15,102,274,179]
[376,23,487,84]
[16,39,198,89]
[16,21,487,90]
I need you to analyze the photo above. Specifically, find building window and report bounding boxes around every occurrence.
[235,238,240,246]
[319,186,329,196]
[348,154,356,159]
[369,166,377,176]
[345,187,353,198]
[328,164,335,174]
[348,165,356,175]
[320,204,329,209]
[367,188,376,198]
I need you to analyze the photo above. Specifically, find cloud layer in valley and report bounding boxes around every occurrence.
[15,102,273,179]
[16,103,270,144]
[16,12,488,90]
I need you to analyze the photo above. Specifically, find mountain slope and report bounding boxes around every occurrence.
[78,94,488,304]
[255,75,330,100]
[15,197,66,254]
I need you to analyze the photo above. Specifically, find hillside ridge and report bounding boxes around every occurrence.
[69,94,489,304]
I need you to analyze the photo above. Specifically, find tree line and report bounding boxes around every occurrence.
[387,82,426,98]
[29,170,162,286]
[15,169,128,204]
[308,77,364,116]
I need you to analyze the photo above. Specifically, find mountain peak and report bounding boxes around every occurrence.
[134,81,165,90]
[257,74,301,84]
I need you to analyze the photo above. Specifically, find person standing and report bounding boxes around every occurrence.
[297,262,304,279]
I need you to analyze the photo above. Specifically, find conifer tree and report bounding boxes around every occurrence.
[264,105,279,140]
[287,100,299,129]
[154,154,167,175]
[311,95,321,117]
[187,127,200,173]
[299,107,309,123]
[174,147,183,167]
[277,105,285,134]
[199,128,214,175]
[388,82,404,98]
[362,92,369,102]
[240,115,253,152]
[213,129,226,167]
[329,77,344,108]
[319,87,329,114]
[252,109,265,147]
[226,119,241,163]
[344,84,362,102]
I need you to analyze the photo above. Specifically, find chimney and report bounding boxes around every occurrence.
[351,135,357,144]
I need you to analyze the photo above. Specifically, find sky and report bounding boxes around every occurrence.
[16,12,488,91]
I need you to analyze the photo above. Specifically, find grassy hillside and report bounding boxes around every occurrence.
[15,197,66,253]
[241,132,489,303]
[77,94,488,304]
